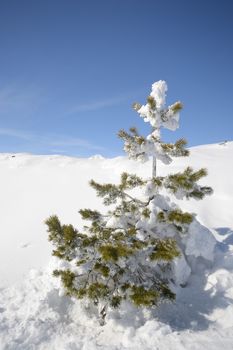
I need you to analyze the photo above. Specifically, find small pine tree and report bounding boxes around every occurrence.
[46,80,215,324]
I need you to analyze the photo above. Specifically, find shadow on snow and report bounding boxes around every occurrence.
[152,227,233,331]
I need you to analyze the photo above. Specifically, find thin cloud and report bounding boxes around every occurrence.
[0,84,45,115]
[0,127,104,152]
[0,127,33,140]
[69,94,132,114]
[49,136,105,151]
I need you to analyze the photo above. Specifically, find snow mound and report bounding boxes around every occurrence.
[1,235,233,349]
[185,220,216,261]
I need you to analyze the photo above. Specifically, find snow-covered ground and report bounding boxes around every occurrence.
[0,141,233,349]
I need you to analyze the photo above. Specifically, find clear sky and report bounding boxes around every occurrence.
[0,0,232,157]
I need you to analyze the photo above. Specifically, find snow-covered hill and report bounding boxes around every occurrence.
[0,142,233,349]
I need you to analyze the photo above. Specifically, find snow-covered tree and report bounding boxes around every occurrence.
[46,80,216,324]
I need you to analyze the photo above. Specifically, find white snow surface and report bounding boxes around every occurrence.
[0,141,233,349]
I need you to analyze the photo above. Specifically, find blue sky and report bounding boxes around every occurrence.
[0,0,232,157]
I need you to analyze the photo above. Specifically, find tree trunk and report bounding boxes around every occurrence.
[152,155,156,178]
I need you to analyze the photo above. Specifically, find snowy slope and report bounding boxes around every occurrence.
[0,142,233,349]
